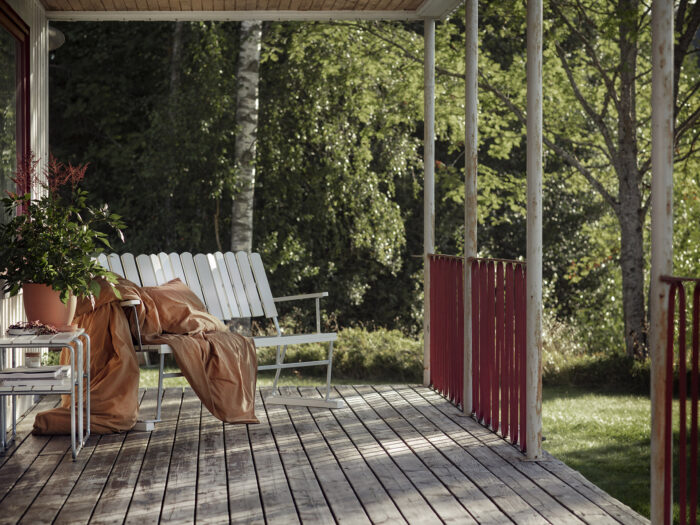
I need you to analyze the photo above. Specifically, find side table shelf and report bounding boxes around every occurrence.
[0,331,90,460]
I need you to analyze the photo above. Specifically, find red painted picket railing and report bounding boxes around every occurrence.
[471,258,527,452]
[661,275,699,525]
[429,255,526,452]
[429,254,464,407]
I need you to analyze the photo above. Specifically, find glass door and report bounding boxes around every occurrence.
[0,0,29,223]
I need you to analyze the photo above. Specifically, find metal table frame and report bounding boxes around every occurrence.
[0,330,90,460]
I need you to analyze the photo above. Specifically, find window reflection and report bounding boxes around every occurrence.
[0,27,17,224]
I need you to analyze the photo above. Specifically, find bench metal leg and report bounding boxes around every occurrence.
[324,341,334,401]
[133,349,164,433]
[157,352,164,422]
[271,345,288,390]
[265,341,344,409]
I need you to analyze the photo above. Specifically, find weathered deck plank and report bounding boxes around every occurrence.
[2,386,650,525]
[0,450,65,522]
[160,388,201,523]
[301,386,407,525]
[264,388,335,524]
[0,395,60,469]
[90,389,158,524]
[368,385,545,525]
[124,387,183,523]
[330,386,443,524]
[280,386,371,525]
[390,385,585,525]
[249,389,300,524]
[53,432,127,524]
[337,385,477,524]
[51,390,148,525]
[224,412,264,524]
[19,434,100,525]
[412,386,644,525]
[196,401,229,523]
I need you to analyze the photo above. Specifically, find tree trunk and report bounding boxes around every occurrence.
[165,21,184,250]
[169,22,184,111]
[617,188,646,358]
[231,21,262,253]
[616,0,646,358]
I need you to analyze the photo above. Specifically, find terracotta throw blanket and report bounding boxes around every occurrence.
[33,277,258,435]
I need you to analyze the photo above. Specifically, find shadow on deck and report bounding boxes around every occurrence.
[0,385,648,524]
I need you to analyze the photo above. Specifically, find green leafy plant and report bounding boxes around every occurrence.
[0,154,126,303]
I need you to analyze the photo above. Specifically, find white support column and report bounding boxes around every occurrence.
[526,0,543,460]
[423,18,436,387]
[650,0,674,522]
[30,0,49,183]
[463,0,477,414]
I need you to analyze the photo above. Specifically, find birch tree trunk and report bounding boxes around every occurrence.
[231,21,262,253]
[165,21,183,250]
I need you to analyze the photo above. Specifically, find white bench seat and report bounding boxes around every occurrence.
[98,251,344,424]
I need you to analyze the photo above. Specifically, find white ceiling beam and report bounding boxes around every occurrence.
[416,0,462,20]
[46,9,422,21]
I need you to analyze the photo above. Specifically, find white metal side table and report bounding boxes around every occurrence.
[0,330,90,459]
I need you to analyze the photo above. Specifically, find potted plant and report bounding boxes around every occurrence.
[0,154,125,330]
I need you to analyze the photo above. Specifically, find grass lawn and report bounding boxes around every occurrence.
[542,386,652,519]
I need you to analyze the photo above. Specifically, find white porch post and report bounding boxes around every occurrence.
[526,0,543,459]
[463,0,477,414]
[423,18,436,387]
[649,0,674,522]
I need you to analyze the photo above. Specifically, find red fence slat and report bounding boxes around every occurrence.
[505,264,514,443]
[429,255,527,453]
[472,260,480,413]
[480,260,488,422]
[429,255,464,407]
[661,276,700,525]
[518,265,527,452]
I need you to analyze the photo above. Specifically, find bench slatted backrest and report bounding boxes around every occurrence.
[135,254,158,287]
[179,253,206,307]
[210,253,240,318]
[168,252,187,284]
[248,253,279,319]
[149,254,167,285]
[121,253,142,286]
[193,253,226,320]
[96,253,109,272]
[235,251,265,317]
[105,251,284,322]
[158,252,175,282]
[107,253,125,278]
[223,252,251,317]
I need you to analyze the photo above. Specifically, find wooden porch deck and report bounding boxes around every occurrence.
[0,385,648,524]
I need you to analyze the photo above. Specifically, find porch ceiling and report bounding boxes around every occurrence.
[42,0,461,21]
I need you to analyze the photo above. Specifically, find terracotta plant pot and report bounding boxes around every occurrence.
[22,283,77,332]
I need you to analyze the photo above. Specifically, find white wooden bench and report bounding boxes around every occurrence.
[97,251,343,425]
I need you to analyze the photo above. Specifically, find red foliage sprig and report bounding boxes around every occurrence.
[8,153,89,198]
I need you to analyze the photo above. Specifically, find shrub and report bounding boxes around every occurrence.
[541,314,650,392]
[256,327,423,382]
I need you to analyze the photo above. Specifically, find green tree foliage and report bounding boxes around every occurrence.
[418,1,699,356]
[47,8,699,353]
[256,22,425,332]
[50,21,239,253]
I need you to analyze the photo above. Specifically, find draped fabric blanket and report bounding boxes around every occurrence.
[33,278,258,435]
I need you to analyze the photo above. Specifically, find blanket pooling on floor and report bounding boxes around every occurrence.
[33,277,258,435]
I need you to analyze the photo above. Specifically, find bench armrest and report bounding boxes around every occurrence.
[119,300,144,351]
[273,292,328,303]
[273,292,329,333]
[120,299,141,307]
